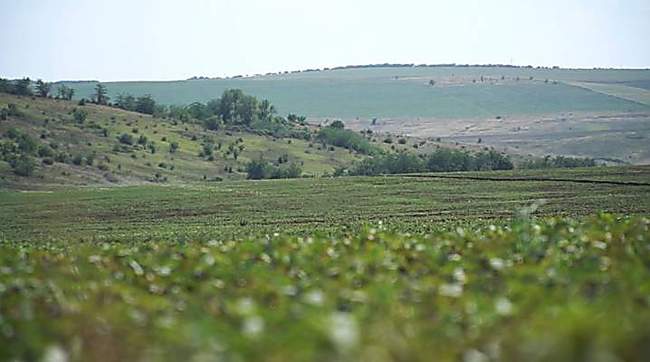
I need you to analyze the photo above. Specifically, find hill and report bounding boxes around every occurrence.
[0,93,363,187]
[60,66,650,119]
[57,66,650,164]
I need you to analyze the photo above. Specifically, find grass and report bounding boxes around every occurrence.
[60,66,650,120]
[1,214,649,361]
[0,94,361,187]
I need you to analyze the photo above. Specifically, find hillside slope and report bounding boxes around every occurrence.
[0,94,361,188]
[60,66,650,119]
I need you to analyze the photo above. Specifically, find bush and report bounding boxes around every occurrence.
[37,145,54,158]
[169,142,179,153]
[13,156,36,176]
[317,126,377,155]
[118,133,135,145]
[72,109,88,123]
[246,159,303,180]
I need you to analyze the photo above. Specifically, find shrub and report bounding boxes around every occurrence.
[316,126,377,155]
[169,142,179,153]
[37,145,54,158]
[72,109,88,123]
[13,156,36,176]
[118,133,135,145]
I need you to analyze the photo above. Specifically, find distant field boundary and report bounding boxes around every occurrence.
[389,173,650,186]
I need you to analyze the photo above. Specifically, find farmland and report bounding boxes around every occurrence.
[1,168,650,360]
[2,166,649,243]
[61,66,650,119]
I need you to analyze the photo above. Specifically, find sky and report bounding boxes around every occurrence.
[1,0,649,81]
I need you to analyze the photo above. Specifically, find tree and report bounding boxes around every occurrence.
[0,78,13,93]
[35,79,51,98]
[56,84,75,100]
[13,78,32,96]
[212,89,259,126]
[246,158,270,180]
[92,83,109,105]
[329,120,345,129]
[115,93,136,110]
[258,99,276,122]
[135,95,156,115]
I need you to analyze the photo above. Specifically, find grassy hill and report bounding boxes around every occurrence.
[0,93,365,187]
[60,66,650,119]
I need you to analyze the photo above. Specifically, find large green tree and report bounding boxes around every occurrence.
[92,83,109,105]
[35,79,51,98]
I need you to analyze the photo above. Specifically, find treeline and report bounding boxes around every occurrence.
[521,155,596,169]
[0,77,75,100]
[336,148,513,176]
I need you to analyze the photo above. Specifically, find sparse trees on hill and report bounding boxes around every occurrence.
[56,85,75,100]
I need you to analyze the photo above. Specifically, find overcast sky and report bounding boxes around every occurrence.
[1,0,649,81]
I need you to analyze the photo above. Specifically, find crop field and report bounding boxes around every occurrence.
[1,185,649,360]
[61,67,650,120]
[2,166,649,243]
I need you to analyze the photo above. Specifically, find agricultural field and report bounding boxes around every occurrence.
[2,166,649,243]
[1,167,650,361]
[61,66,650,119]
[59,66,650,164]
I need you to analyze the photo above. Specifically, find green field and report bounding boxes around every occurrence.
[2,166,649,243]
[61,66,650,120]
[1,166,650,361]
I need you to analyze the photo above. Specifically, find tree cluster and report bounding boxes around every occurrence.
[521,155,596,169]
[246,158,303,180]
[316,122,378,155]
[338,148,513,176]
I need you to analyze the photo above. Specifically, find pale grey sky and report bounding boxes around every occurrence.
[1,0,649,81]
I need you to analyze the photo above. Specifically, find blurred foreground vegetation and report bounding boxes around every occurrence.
[1,214,649,361]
